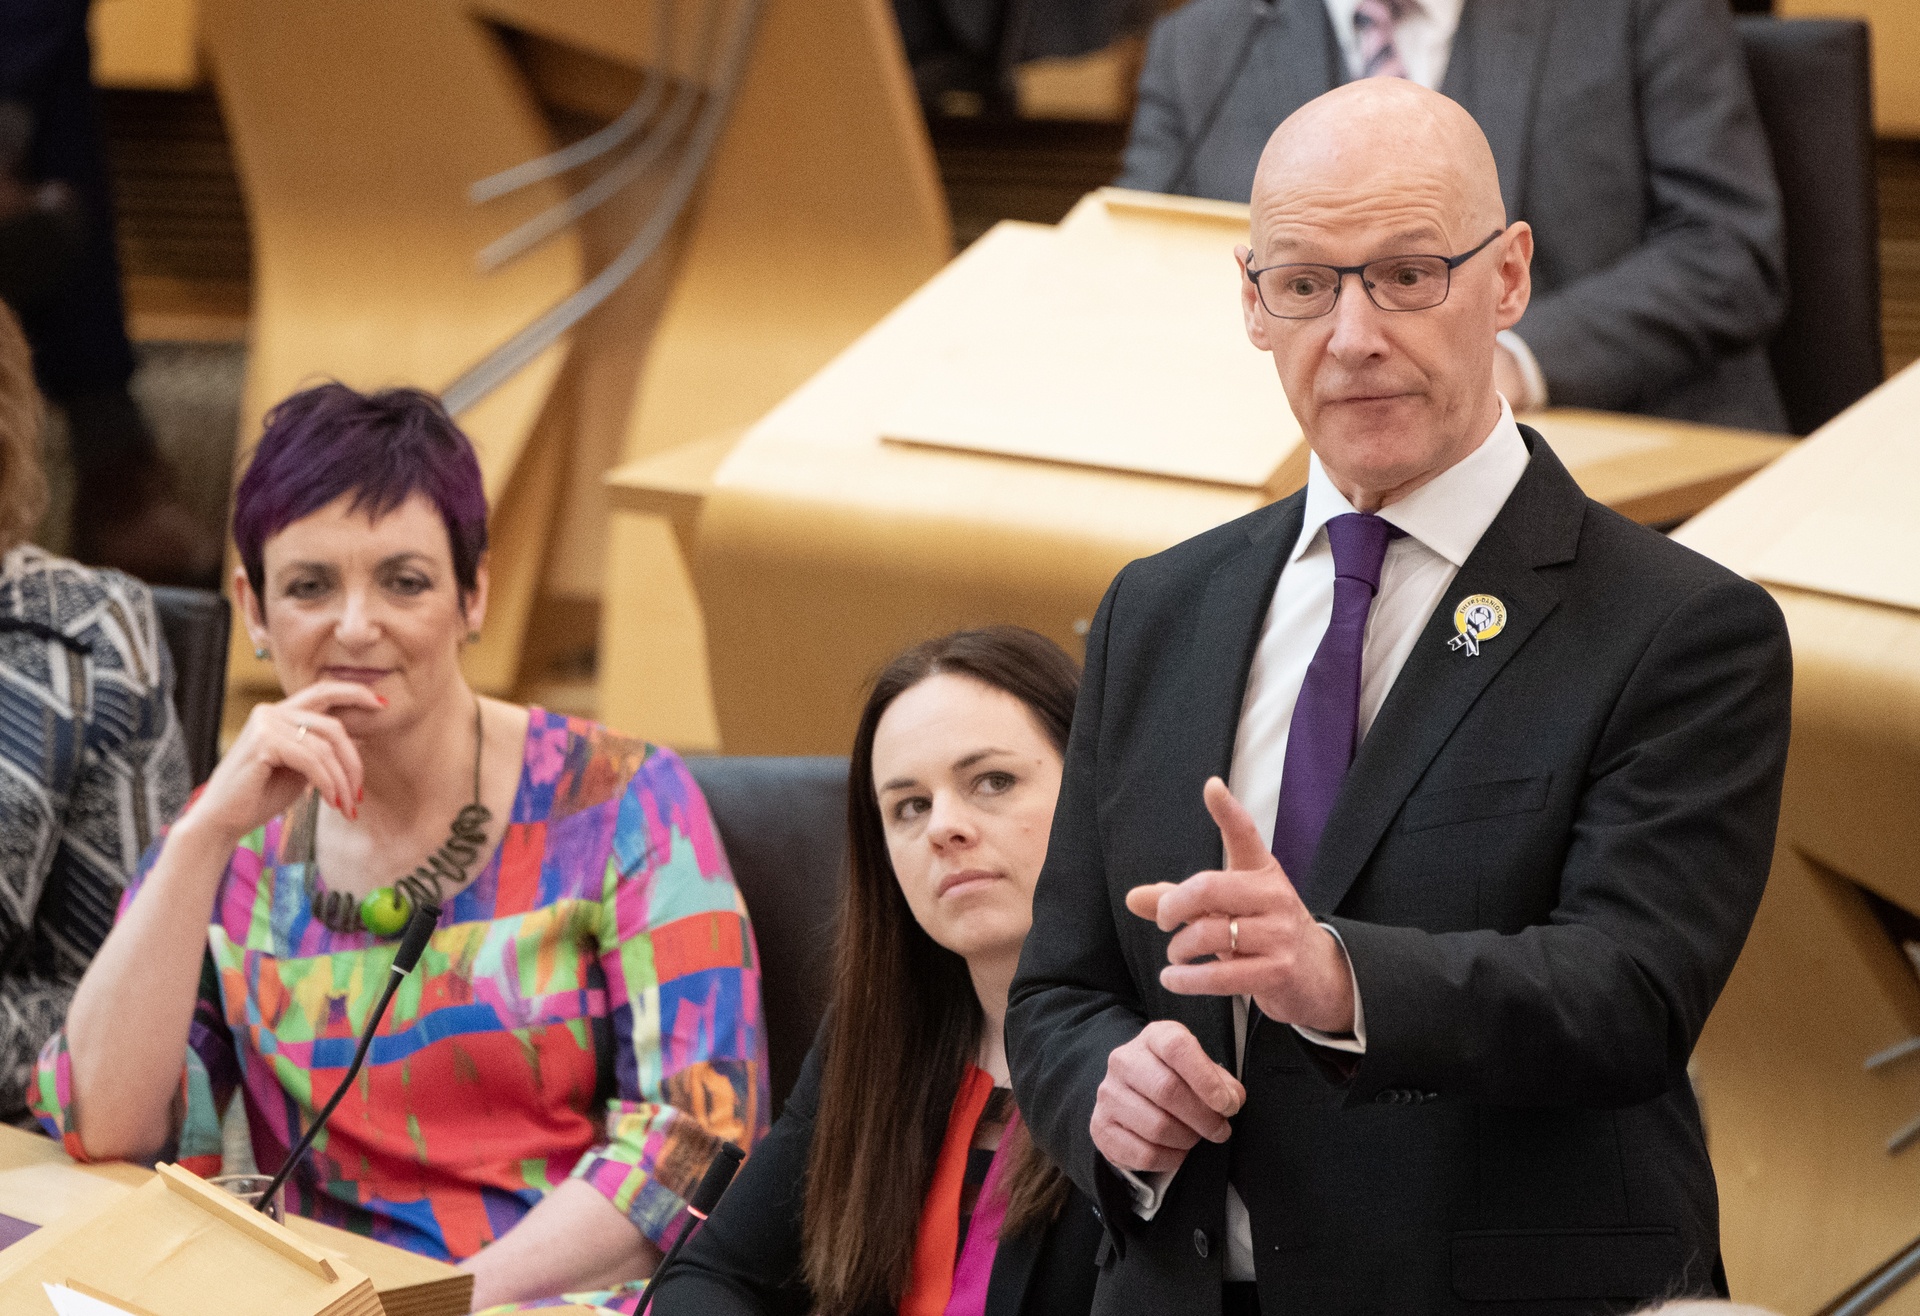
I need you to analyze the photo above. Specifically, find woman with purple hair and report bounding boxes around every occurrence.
[35,383,769,1313]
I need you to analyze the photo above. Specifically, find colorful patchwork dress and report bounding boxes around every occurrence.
[31,708,767,1313]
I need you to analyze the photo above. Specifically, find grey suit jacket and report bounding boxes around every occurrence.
[1117,0,1790,432]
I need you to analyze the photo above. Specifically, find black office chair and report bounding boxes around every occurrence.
[683,755,849,1117]
[1736,17,1883,436]
[150,586,230,787]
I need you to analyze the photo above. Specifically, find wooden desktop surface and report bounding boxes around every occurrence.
[0,1125,472,1316]
[607,188,1791,754]
[1674,359,1920,1314]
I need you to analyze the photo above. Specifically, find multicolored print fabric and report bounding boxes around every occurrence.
[33,709,767,1311]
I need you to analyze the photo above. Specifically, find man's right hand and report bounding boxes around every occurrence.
[1091,1019,1245,1174]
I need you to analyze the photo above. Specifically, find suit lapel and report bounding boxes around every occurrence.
[1442,0,1555,220]
[1157,496,1303,1061]
[983,1224,1040,1316]
[1251,0,1347,121]
[1301,431,1585,917]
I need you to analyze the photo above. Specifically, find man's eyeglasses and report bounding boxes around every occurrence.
[1244,229,1506,319]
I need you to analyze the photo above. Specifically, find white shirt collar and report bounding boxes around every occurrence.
[1321,0,1465,88]
[1321,0,1464,34]
[1291,394,1531,569]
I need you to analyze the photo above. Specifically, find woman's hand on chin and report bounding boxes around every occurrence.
[184,680,382,846]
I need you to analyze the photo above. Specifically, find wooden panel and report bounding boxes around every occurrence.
[677,185,1789,754]
[469,0,717,82]
[876,209,1299,490]
[0,1126,469,1315]
[203,0,582,695]
[1778,0,1920,137]
[92,0,200,90]
[595,0,952,748]
[1675,358,1920,1312]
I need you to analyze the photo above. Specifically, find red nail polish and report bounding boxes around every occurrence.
[376,695,389,706]
[357,786,364,803]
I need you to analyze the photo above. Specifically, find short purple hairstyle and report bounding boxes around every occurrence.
[233,383,488,604]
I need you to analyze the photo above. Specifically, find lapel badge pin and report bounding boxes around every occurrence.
[1448,594,1507,657]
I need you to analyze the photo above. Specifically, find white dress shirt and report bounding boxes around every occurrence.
[1121,398,1532,1281]
[1322,0,1463,91]
[1317,0,1550,410]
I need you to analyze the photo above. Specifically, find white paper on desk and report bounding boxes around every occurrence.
[41,1283,136,1316]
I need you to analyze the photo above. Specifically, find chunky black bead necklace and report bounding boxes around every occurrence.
[302,698,493,937]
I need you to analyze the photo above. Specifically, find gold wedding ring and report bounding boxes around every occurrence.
[1228,917,1240,957]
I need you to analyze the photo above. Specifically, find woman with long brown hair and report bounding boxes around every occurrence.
[652,626,1100,1316]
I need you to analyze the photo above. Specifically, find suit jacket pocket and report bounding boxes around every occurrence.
[1451,1227,1682,1302]
[1398,774,1551,833]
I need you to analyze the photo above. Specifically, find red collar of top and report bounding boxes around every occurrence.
[901,1064,1008,1316]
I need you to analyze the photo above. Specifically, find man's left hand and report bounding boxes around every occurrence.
[1124,777,1356,1034]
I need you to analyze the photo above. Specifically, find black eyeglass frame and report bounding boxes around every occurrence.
[1244,228,1507,319]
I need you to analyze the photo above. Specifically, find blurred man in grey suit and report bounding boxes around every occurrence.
[1118,0,1789,432]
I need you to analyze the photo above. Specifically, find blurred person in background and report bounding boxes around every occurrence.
[896,0,1154,116]
[0,301,189,1125]
[652,627,1101,1316]
[0,0,217,584]
[1118,0,1789,432]
[36,382,766,1314]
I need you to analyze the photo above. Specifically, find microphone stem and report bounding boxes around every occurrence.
[253,965,407,1213]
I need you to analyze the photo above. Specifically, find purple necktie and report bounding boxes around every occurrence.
[1270,513,1399,899]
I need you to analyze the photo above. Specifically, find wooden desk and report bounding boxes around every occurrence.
[0,1126,472,1316]
[607,188,1790,754]
[1675,358,1920,1314]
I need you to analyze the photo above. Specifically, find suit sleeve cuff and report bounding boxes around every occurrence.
[1291,922,1367,1055]
[1497,330,1550,411]
[1114,1164,1174,1220]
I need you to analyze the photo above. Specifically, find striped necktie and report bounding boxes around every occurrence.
[1353,0,1414,80]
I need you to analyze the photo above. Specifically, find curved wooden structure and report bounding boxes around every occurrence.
[202,0,581,696]
[639,188,1789,755]
[1676,360,1920,1314]
[170,0,945,736]
[595,0,952,750]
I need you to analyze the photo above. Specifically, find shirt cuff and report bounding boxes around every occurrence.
[1496,330,1550,411]
[1291,923,1367,1055]
[1115,1163,1174,1220]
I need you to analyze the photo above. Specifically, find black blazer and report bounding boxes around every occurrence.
[1005,431,1792,1315]
[649,1039,1102,1316]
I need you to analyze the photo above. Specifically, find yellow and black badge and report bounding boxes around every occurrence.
[1448,594,1507,657]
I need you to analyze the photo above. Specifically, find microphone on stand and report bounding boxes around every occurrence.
[636,1138,746,1314]
[253,902,441,1214]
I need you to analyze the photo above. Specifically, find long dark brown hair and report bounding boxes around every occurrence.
[802,626,1080,1315]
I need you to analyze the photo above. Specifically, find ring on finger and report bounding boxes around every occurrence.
[295,719,310,741]
[1228,917,1240,957]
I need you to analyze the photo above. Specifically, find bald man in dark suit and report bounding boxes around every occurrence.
[1008,80,1791,1315]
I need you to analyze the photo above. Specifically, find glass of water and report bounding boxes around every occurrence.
[209,1173,284,1222]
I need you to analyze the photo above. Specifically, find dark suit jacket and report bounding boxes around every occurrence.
[1005,429,1792,1314]
[1117,0,1789,432]
[650,1038,1101,1316]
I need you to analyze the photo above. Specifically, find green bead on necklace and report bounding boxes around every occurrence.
[303,698,492,938]
[358,887,415,937]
